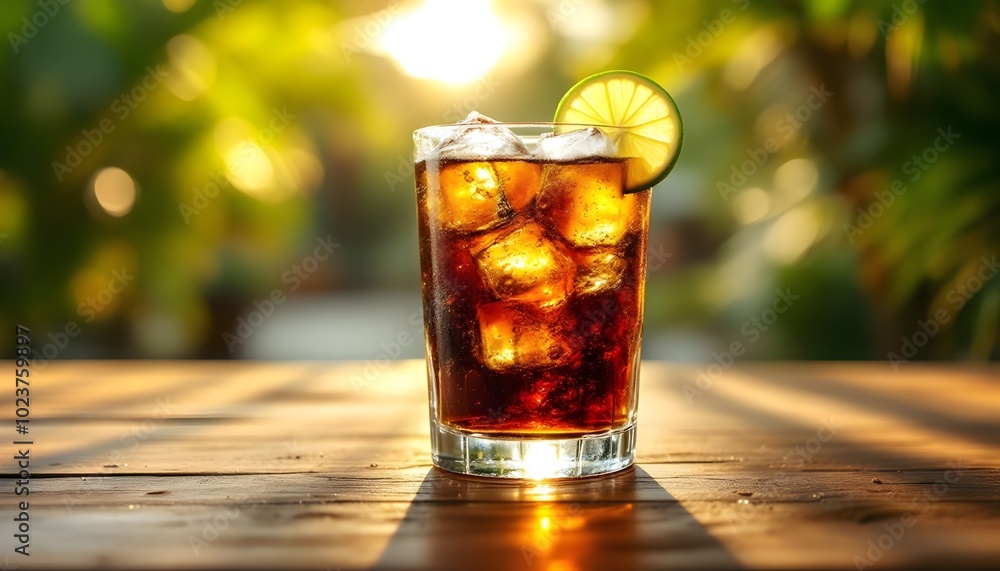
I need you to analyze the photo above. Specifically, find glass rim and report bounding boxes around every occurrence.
[413,121,618,137]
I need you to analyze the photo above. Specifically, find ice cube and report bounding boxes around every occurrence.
[477,301,577,371]
[494,161,542,212]
[460,111,497,124]
[427,161,512,232]
[573,248,627,295]
[459,219,513,257]
[421,113,535,232]
[475,220,575,307]
[428,112,530,162]
[537,161,641,247]
[535,127,616,161]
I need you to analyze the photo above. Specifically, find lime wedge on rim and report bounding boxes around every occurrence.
[554,70,683,193]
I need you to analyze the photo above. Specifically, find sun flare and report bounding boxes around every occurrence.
[380,0,509,84]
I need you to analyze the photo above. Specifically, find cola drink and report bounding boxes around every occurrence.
[414,115,650,477]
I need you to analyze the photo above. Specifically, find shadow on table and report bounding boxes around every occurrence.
[374,465,741,570]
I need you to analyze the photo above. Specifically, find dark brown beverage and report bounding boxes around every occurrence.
[416,156,650,438]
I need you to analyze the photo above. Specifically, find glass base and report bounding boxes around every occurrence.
[430,421,636,479]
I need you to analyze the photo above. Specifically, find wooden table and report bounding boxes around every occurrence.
[3,361,999,569]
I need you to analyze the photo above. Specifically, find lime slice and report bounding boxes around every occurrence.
[554,70,683,193]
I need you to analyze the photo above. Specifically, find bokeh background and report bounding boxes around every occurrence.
[1,0,998,363]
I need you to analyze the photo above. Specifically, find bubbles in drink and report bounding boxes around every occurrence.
[493,161,542,212]
[428,161,513,232]
[476,301,577,371]
[537,161,640,247]
[572,248,627,295]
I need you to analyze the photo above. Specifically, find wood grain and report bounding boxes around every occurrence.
[1,361,998,569]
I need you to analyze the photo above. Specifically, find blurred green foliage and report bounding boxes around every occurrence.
[0,0,997,361]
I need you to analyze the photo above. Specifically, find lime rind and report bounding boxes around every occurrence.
[554,70,683,193]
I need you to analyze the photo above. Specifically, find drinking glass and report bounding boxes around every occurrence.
[414,122,650,478]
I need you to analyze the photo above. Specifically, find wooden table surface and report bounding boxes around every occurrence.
[2,360,999,570]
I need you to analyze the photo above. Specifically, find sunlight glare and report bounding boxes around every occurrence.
[732,187,770,225]
[763,203,820,264]
[380,0,509,84]
[724,26,785,90]
[529,483,554,499]
[162,0,195,13]
[165,34,217,101]
[773,158,819,212]
[522,443,562,480]
[92,167,136,217]
[522,442,565,480]
[215,118,280,200]
[224,141,276,199]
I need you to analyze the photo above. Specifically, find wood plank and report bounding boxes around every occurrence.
[13,464,1000,506]
[16,500,1000,570]
[7,467,1000,570]
[15,420,998,476]
[1,360,998,570]
[5,362,997,474]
